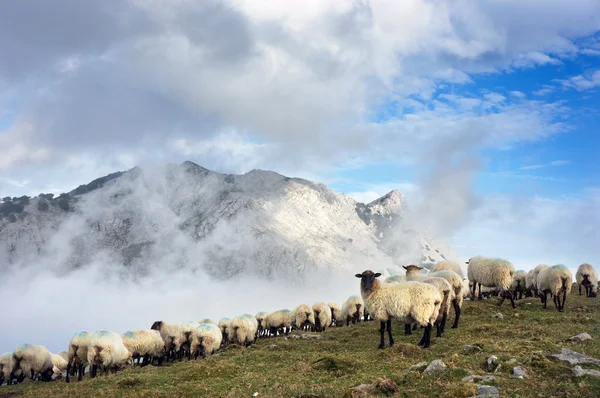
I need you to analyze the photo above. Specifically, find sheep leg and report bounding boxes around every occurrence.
[451,300,461,329]
[404,323,412,335]
[412,323,418,331]
[497,294,506,307]
[579,284,582,296]
[66,364,71,383]
[553,294,559,311]
[378,321,386,349]
[477,283,483,300]
[440,312,447,334]
[561,290,567,312]
[386,319,394,347]
[508,293,516,309]
[543,292,548,308]
[78,364,84,381]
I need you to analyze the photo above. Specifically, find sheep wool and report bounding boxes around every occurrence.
[150,321,185,361]
[510,270,528,299]
[421,276,452,337]
[229,315,258,347]
[191,324,223,359]
[291,304,315,331]
[328,302,341,326]
[198,318,217,325]
[10,344,54,383]
[462,279,471,299]
[218,318,232,345]
[465,256,516,308]
[433,260,464,278]
[264,309,293,336]
[121,330,165,366]
[384,275,406,284]
[51,353,68,380]
[537,264,573,312]
[312,302,332,332]
[0,352,11,385]
[576,263,598,298]
[341,295,364,326]
[86,331,133,378]
[356,270,442,349]
[66,331,93,383]
[255,312,269,337]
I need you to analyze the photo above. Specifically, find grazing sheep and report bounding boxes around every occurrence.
[229,315,258,347]
[0,352,11,385]
[433,260,464,278]
[511,270,528,300]
[190,324,223,359]
[10,344,54,383]
[120,330,165,366]
[537,264,573,312]
[328,302,341,326]
[291,304,315,331]
[405,276,451,338]
[265,309,293,336]
[355,270,442,349]
[525,269,537,297]
[87,331,133,378]
[66,331,93,383]
[150,321,185,362]
[255,312,269,337]
[341,295,364,326]
[51,353,68,380]
[218,318,232,346]
[528,264,550,298]
[576,263,598,298]
[180,322,202,360]
[312,302,332,332]
[198,318,217,325]
[466,256,516,308]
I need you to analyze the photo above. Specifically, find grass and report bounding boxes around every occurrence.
[3,288,600,397]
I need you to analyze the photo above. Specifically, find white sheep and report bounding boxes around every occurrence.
[198,318,217,325]
[150,320,185,362]
[462,279,471,299]
[384,275,406,284]
[229,314,258,347]
[341,295,364,326]
[10,344,54,383]
[264,309,293,336]
[527,264,549,298]
[218,318,232,346]
[87,331,133,378]
[510,270,527,300]
[355,270,442,349]
[525,269,537,297]
[466,256,516,308]
[65,331,93,383]
[190,323,223,359]
[433,260,464,278]
[291,304,315,331]
[328,302,341,326]
[312,302,332,332]
[255,312,269,337]
[576,263,598,298]
[180,321,202,360]
[121,330,165,366]
[51,352,68,380]
[0,352,11,385]
[537,264,573,312]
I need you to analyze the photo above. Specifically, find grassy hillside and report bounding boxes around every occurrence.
[3,288,600,398]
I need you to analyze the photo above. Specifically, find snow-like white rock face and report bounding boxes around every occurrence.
[0,162,461,282]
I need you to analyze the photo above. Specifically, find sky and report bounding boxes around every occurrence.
[1,0,599,272]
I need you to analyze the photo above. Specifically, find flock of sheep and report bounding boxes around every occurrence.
[0,258,597,387]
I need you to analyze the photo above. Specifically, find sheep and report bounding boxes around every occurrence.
[341,295,364,326]
[537,264,573,312]
[229,314,258,347]
[190,324,223,359]
[9,344,54,383]
[51,353,68,380]
[511,270,527,300]
[180,322,202,360]
[0,352,11,385]
[528,264,549,298]
[87,331,133,378]
[466,256,516,308]
[120,330,165,366]
[150,320,185,362]
[355,270,442,349]
[291,304,315,331]
[65,331,93,383]
[218,318,232,346]
[264,309,293,336]
[433,260,464,278]
[525,269,537,297]
[312,302,332,332]
[385,275,406,284]
[403,266,464,329]
[255,312,269,337]
[404,276,451,338]
[576,263,598,298]
[328,302,341,326]
[462,279,471,299]
[198,318,217,325]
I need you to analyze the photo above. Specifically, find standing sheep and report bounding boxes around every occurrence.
[120,330,165,366]
[0,352,11,385]
[341,296,364,326]
[87,331,133,378]
[511,270,527,300]
[10,344,54,383]
[312,302,332,332]
[65,331,93,383]
[328,302,341,326]
[180,322,202,360]
[537,264,573,312]
[466,256,516,308]
[291,304,315,331]
[150,321,185,362]
[255,312,269,337]
[576,263,598,298]
[525,269,537,297]
[528,264,549,298]
[355,270,442,349]
[218,318,232,346]
[190,324,223,359]
[433,260,464,278]
[229,315,259,347]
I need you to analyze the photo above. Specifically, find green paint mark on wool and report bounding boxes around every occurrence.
[553,264,569,270]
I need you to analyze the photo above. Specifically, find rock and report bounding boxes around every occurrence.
[470,385,500,398]
[511,366,529,379]
[268,344,278,350]
[514,313,520,318]
[552,349,600,365]
[506,358,517,364]
[375,378,399,396]
[573,366,600,378]
[461,375,496,383]
[464,344,483,354]
[492,313,503,319]
[345,384,375,398]
[486,356,501,372]
[423,359,447,375]
[300,334,323,339]
[570,333,592,342]
[406,361,429,372]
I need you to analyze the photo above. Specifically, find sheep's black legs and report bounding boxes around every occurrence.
[378,321,386,349]
[579,284,582,296]
[543,292,548,308]
[508,293,516,309]
[497,294,505,306]
[404,323,412,335]
[66,364,71,383]
[451,300,461,329]
[561,290,567,311]
[386,319,394,347]
[418,324,432,348]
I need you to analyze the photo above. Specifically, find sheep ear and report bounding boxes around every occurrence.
[374,273,382,278]
[402,266,408,270]
[355,274,363,278]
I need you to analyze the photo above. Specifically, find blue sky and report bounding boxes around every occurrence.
[1,0,599,270]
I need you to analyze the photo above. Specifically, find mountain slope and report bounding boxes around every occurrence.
[0,161,461,280]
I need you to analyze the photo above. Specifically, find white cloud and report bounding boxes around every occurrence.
[510,91,526,98]
[556,70,600,91]
[520,159,571,170]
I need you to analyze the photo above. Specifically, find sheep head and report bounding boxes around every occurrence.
[355,270,382,292]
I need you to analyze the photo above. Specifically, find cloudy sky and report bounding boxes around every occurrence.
[1,0,599,269]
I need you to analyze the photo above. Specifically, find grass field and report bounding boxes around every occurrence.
[2,288,600,398]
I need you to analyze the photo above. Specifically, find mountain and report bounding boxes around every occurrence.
[0,161,461,281]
